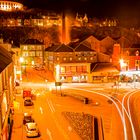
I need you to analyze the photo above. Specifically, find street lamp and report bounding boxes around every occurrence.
[119,59,126,70]
[55,64,62,95]
[55,64,60,82]
[19,57,24,81]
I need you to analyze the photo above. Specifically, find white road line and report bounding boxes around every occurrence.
[47,99,55,113]
[67,86,128,140]
[46,128,53,140]
[39,107,43,114]
[49,100,55,112]
[47,99,54,112]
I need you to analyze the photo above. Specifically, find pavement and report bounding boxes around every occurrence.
[11,94,24,140]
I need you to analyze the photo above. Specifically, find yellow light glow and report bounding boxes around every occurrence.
[19,57,24,63]
[55,65,60,82]
[120,59,127,68]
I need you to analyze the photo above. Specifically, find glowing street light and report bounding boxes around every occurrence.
[119,59,126,69]
[20,57,24,63]
[55,64,60,82]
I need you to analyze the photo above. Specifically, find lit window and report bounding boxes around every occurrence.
[90,57,93,60]
[23,46,28,50]
[22,52,28,56]
[63,57,66,61]
[56,57,59,61]
[78,57,81,60]
[136,50,139,56]
[70,57,72,61]
[60,67,65,73]
[84,57,87,60]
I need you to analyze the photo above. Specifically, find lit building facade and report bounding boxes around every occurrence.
[0,0,23,11]
[45,43,114,83]
[112,43,140,81]
[20,39,45,68]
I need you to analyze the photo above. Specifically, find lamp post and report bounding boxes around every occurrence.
[55,64,60,82]
[55,64,62,95]
[19,57,24,81]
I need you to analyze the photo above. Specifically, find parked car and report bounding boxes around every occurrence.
[23,89,32,98]
[23,113,34,124]
[24,97,33,106]
[25,122,40,138]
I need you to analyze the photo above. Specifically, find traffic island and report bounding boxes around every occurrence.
[62,112,94,140]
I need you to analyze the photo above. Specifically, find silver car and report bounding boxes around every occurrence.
[25,122,40,138]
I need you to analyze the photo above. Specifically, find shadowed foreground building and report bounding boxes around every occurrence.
[0,40,15,140]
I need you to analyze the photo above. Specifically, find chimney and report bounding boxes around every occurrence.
[62,11,66,44]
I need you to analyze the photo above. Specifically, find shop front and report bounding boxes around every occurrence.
[60,73,88,83]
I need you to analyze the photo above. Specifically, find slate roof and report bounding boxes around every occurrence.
[68,41,80,49]
[0,47,12,73]
[54,44,73,52]
[45,45,59,52]
[74,44,94,52]
[22,39,44,45]
[45,44,73,52]
[91,62,119,73]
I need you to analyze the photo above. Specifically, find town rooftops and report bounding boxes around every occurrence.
[0,46,12,73]
[22,39,44,45]
[74,43,94,52]
[45,44,73,52]
[45,43,95,52]
[54,44,73,52]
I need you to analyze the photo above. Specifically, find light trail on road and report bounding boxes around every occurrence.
[65,86,128,140]
[39,107,43,114]
[122,90,140,140]
[96,90,137,140]
[47,99,55,113]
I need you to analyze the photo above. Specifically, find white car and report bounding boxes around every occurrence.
[25,122,40,138]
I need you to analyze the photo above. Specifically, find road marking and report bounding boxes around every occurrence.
[49,100,55,112]
[47,99,55,113]
[46,128,53,140]
[92,88,103,90]
[39,107,43,114]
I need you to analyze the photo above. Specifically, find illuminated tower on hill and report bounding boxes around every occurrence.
[0,0,23,11]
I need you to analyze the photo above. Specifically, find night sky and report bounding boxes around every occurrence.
[23,0,140,18]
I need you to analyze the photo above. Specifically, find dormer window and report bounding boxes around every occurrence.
[136,50,139,56]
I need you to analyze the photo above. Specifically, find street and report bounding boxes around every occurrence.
[11,82,140,140]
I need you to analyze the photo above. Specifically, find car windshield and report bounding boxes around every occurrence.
[25,116,31,119]
[26,99,31,102]
[30,128,36,131]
